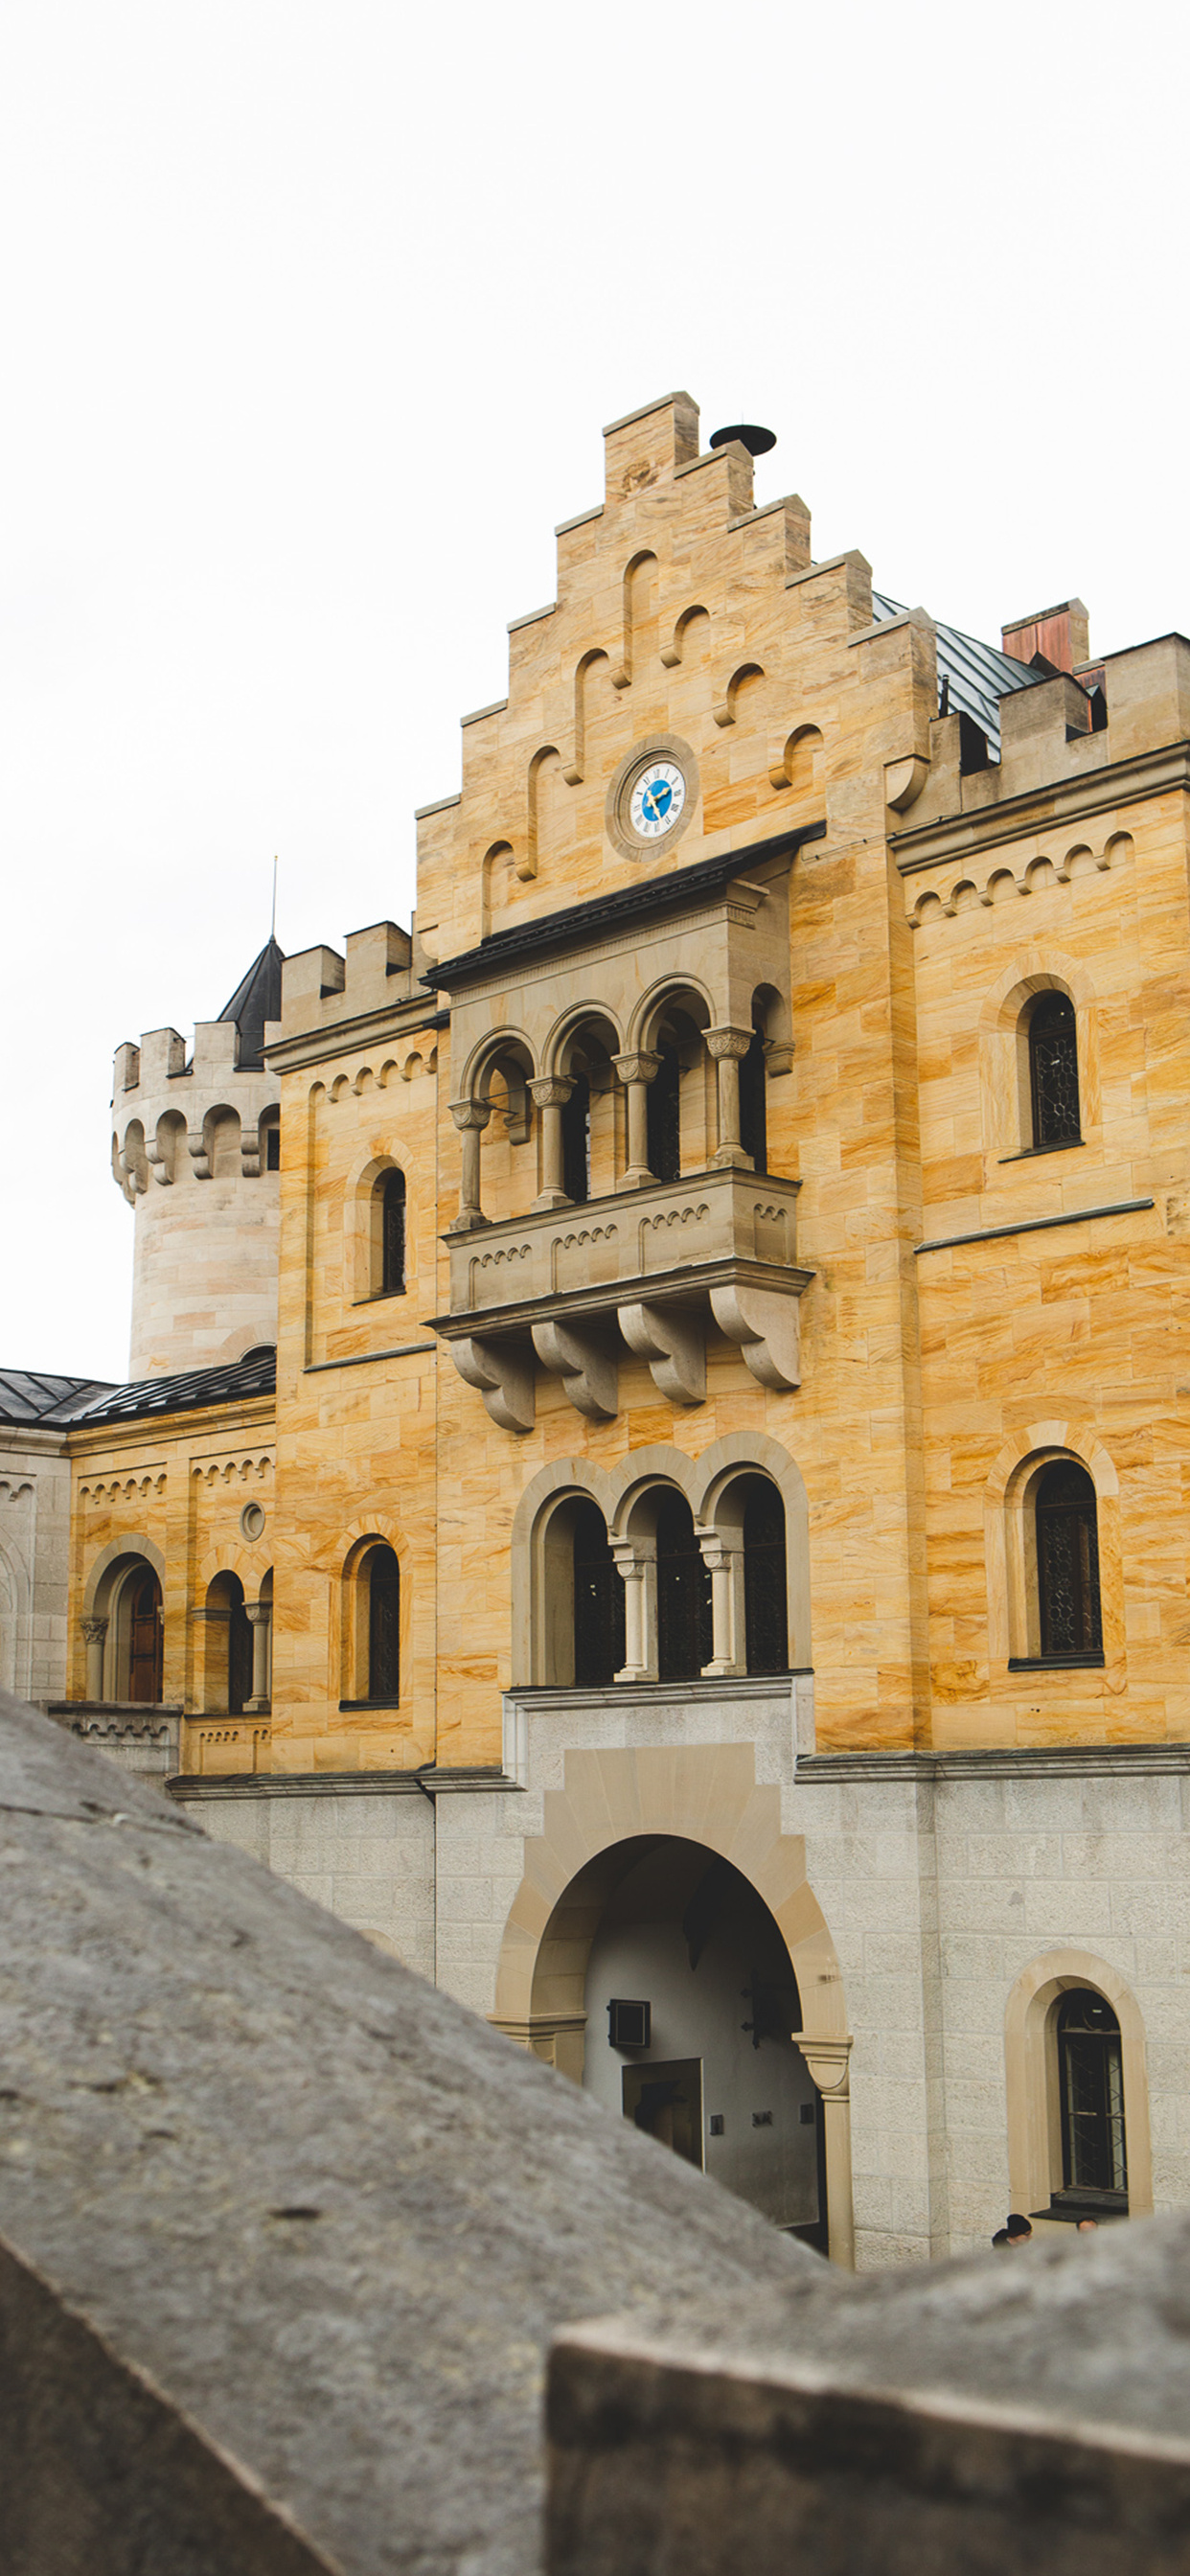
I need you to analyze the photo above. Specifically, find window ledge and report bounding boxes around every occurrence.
[338,1697,401,1712]
[1007,1653,1105,1671]
[998,1140,1086,1163]
[352,1290,407,1308]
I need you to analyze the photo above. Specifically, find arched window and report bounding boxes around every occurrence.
[743,1482,788,1674]
[205,1572,254,1714]
[380,1169,406,1295]
[356,1543,400,1702]
[1029,994,1081,1149]
[572,1501,625,1685]
[738,1028,767,1175]
[126,1568,163,1703]
[1056,1990,1128,2209]
[647,1044,681,1183]
[1037,1461,1102,1658]
[561,1072,591,1204]
[655,1493,711,1682]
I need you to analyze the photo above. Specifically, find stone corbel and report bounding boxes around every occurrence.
[188,1127,212,1181]
[240,1137,262,1179]
[146,1138,173,1186]
[619,1300,705,1407]
[885,753,929,813]
[710,1281,803,1392]
[795,2034,852,2100]
[450,1336,535,1434]
[531,1319,617,1420]
[764,1039,795,1077]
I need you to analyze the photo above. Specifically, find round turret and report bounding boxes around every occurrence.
[111,940,284,1378]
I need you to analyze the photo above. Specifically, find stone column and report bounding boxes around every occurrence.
[612,1051,661,1188]
[245,1603,272,1714]
[448,1098,492,1232]
[81,1617,108,1703]
[529,1075,574,1209]
[698,1535,745,1676]
[797,2036,856,2270]
[705,1025,752,1169]
[610,1537,658,1683]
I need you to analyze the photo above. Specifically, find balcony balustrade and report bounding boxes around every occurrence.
[431,1166,811,1431]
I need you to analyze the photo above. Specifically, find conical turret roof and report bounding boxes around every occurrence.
[218,937,285,1070]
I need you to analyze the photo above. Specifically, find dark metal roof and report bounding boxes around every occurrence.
[68,1347,277,1428]
[218,938,286,1070]
[0,1370,118,1426]
[873,593,1043,753]
[423,821,826,991]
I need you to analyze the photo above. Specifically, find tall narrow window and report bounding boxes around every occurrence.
[127,1569,163,1703]
[1056,1990,1128,2208]
[264,1121,281,1171]
[228,1585,254,1715]
[572,1501,625,1685]
[738,1029,767,1175]
[655,1493,712,1682]
[381,1170,406,1295]
[366,1545,400,1701]
[647,1044,681,1183]
[561,1073,591,1204]
[1029,994,1081,1149]
[1037,1461,1102,1658]
[743,1481,788,1674]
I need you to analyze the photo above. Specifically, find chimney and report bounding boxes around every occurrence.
[1001,599,1089,675]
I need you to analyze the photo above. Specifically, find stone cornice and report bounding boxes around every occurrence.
[890,739,1190,875]
[798,1744,1190,1782]
[168,1765,521,1802]
[264,992,444,1078]
[66,1394,275,1460]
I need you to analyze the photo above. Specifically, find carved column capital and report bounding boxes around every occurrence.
[612,1050,662,1089]
[449,1097,492,1134]
[704,1024,752,1063]
[796,2035,853,2100]
[81,1617,108,1646]
[528,1076,574,1109]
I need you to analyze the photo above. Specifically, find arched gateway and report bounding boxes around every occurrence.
[491,1741,854,2265]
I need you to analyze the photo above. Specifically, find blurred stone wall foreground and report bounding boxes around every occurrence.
[3,1687,1190,2575]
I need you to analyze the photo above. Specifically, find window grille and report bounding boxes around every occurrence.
[366,1547,400,1701]
[743,1482,788,1674]
[646,1045,681,1184]
[1057,1989,1128,2202]
[1037,1461,1102,1657]
[561,1073,591,1205]
[381,1171,406,1295]
[1029,994,1081,1149]
[655,1492,711,1681]
[572,1501,625,1685]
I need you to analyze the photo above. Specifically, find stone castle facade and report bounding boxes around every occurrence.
[7,389,1190,2267]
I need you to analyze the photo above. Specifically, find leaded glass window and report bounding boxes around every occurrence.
[561,1073,591,1204]
[381,1170,406,1294]
[739,1029,767,1175]
[572,1501,625,1685]
[367,1546,400,1700]
[647,1046,681,1184]
[1037,1461,1102,1657]
[1057,1990,1128,2198]
[1029,994,1081,1149]
[655,1492,712,1681]
[743,1482,788,1674]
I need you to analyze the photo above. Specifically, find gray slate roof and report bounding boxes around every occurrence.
[68,1346,276,1427]
[0,1369,117,1426]
[219,935,286,1070]
[873,591,1043,752]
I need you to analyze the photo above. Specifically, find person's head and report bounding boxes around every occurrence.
[1077,2217,1099,2234]
[1006,2213,1033,2245]
[992,2227,1010,2249]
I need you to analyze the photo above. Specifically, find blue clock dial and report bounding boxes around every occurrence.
[629,759,686,841]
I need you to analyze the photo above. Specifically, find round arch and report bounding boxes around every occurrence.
[983,1419,1121,1668]
[1004,1946,1152,2221]
[541,1000,625,1078]
[492,1738,853,2263]
[628,975,715,1055]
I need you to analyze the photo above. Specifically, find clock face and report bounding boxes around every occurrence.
[629,760,686,841]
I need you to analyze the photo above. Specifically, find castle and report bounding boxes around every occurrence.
[4,388,1188,2268]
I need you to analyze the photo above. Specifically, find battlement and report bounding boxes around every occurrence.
[279,917,416,1040]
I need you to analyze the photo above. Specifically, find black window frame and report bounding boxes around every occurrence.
[1028,992,1082,1153]
[380,1168,406,1297]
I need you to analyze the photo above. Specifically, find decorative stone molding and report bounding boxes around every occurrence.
[618,1300,705,1407]
[449,1337,536,1435]
[710,1280,803,1391]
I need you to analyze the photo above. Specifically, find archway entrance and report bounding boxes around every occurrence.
[583,1837,827,2246]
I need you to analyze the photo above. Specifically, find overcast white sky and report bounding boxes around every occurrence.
[2,0,1185,1380]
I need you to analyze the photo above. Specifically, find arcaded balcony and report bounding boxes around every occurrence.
[432,1165,811,1430]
